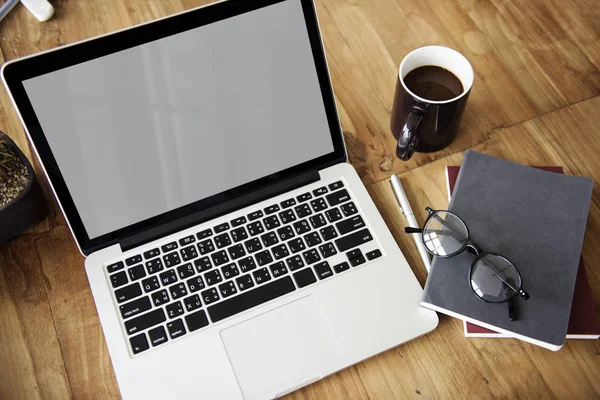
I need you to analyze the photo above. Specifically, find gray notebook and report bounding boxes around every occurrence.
[421,150,594,351]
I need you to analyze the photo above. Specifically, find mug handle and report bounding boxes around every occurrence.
[396,105,427,161]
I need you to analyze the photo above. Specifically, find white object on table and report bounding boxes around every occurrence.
[21,0,54,22]
[390,174,432,272]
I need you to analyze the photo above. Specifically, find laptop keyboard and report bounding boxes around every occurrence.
[104,180,383,356]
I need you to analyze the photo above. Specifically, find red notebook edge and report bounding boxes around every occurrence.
[446,166,600,340]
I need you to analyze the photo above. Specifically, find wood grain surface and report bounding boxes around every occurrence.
[0,0,599,399]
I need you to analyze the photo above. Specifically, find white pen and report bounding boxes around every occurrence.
[390,174,431,272]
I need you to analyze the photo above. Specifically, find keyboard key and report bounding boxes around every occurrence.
[318,243,337,258]
[260,232,279,247]
[186,276,205,293]
[328,181,344,191]
[196,229,212,240]
[310,198,328,212]
[304,232,322,247]
[278,209,296,224]
[197,239,215,255]
[163,252,181,268]
[143,248,160,260]
[340,202,358,217]
[347,249,363,260]
[120,296,152,319]
[234,272,254,292]
[227,244,246,260]
[166,301,185,319]
[286,255,305,271]
[276,226,295,241]
[194,257,212,273]
[185,310,209,332]
[130,333,149,354]
[221,263,240,279]
[325,189,350,206]
[231,217,247,227]
[208,276,295,323]
[270,261,288,278]
[320,226,338,241]
[128,264,146,281]
[159,270,178,286]
[295,203,312,218]
[218,281,238,298]
[264,204,280,214]
[176,263,195,280]
[253,267,271,284]
[183,294,202,312]
[248,211,263,221]
[179,235,196,246]
[280,198,296,208]
[110,271,128,288]
[107,261,124,274]
[205,269,223,286]
[148,325,169,347]
[145,258,164,274]
[325,208,343,223]
[333,262,350,274]
[335,228,373,252]
[293,268,317,288]
[125,255,142,266]
[244,238,263,253]
[125,308,166,335]
[366,249,382,260]
[200,288,219,305]
[231,227,248,243]
[238,256,257,273]
[169,283,188,300]
[152,289,170,306]
[214,233,232,249]
[255,250,273,266]
[247,221,264,236]
[271,244,289,260]
[161,242,178,252]
[302,249,321,265]
[141,276,160,293]
[350,256,366,267]
[314,261,334,280]
[337,215,366,235]
[309,213,327,229]
[263,215,280,230]
[288,238,306,253]
[180,245,198,261]
[211,250,229,267]
[297,192,312,202]
[167,319,187,339]
[293,219,311,235]
[115,283,142,303]
[214,222,230,233]
[313,186,328,196]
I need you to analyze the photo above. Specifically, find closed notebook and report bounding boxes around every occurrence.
[446,166,600,340]
[421,150,594,351]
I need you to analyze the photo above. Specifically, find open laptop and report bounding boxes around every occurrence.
[2,0,438,398]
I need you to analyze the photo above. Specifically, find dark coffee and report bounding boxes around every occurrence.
[403,66,463,101]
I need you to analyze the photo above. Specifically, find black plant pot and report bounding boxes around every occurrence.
[0,132,48,247]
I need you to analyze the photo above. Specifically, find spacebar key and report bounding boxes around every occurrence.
[208,277,296,322]
[335,228,373,252]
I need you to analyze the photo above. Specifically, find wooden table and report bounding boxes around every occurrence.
[1,0,599,398]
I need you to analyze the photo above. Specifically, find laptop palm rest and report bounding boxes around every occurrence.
[220,295,344,399]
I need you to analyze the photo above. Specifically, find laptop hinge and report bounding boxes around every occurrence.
[119,169,320,252]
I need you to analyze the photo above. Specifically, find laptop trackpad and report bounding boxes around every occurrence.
[220,295,344,399]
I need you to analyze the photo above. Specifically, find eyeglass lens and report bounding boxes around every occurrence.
[422,211,469,256]
[470,254,522,302]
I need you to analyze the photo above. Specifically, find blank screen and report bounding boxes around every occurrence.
[23,0,334,239]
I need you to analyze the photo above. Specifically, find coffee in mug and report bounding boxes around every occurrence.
[391,46,474,160]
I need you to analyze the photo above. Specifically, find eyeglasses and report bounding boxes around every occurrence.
[405,207,530,321]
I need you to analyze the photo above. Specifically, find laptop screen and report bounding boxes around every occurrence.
[20,0,334,240]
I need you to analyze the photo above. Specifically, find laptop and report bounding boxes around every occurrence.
[2,0,438,398]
